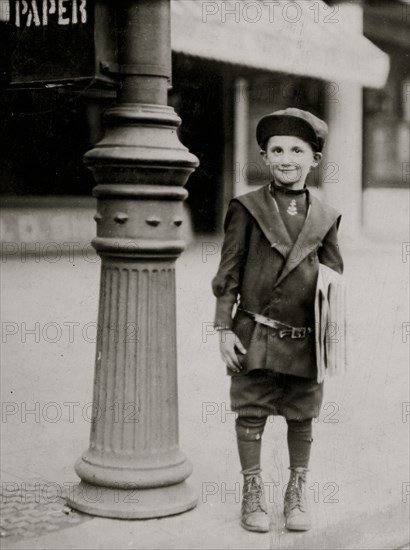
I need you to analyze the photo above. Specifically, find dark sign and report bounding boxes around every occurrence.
[3,0,116,85]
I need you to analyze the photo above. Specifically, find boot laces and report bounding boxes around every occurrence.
[285,471,307,513]
[243,475,267,513]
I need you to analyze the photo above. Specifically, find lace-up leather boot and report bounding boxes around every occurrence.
[284,467,311,531]
[240,474,270,532]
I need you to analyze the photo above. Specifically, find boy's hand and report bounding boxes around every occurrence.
[218,330,247,373]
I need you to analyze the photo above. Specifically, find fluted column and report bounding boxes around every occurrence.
[66,0,199,518]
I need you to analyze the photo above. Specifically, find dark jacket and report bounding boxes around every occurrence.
[212,184,343,379]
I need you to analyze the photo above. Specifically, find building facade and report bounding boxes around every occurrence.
[1,0,407,249]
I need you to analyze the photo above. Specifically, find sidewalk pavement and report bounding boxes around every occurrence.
[1,236,409,549]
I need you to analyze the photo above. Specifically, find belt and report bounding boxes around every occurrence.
[238,307,313,339]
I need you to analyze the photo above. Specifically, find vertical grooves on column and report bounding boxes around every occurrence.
[150,268,158,452]
[158,268,165,452]
[90,263,106,452]
[142,269,150,458]
[156,267,162,453]
[167,267,172,450]
[157,267,162,451]
[162,268,167,450]
[135,267,142,454]
[141,268,149,453]
[93,264,111,452]
[167,267,173,450]
[114,267,121,453]
[104,265,114,451]
[124,268,138,455]
[158,267,163,453]
[132,269,137,454]
[121,268,129,452]
[169,266,178,450]
[87,262,183,462]
[121,267,126,452]
[108,267,118,454]
[96,264,105,452]
[164,267,169,450]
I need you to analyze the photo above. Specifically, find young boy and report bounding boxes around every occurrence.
[212,108,343,533]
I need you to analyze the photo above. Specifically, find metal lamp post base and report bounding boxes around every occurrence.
[67,481,197,519]
[68,0,199,520]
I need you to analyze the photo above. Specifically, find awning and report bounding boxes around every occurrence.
[171,0,390,88]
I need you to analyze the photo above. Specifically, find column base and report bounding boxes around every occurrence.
[66,480,198,519]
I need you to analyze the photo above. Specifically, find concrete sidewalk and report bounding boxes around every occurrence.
[1,237,409,549]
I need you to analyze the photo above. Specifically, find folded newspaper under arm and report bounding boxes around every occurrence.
[314,264,350,383]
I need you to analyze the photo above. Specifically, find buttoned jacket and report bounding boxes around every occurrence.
[212,184,343,379]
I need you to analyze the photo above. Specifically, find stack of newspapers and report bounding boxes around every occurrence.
[315,264,349,384]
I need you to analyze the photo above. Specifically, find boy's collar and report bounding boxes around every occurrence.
[270,181,308,196]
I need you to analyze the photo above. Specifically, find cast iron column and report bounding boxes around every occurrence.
[67,0,199,518]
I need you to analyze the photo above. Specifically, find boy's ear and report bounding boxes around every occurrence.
[312,152,322,167]
[260,149,267,162]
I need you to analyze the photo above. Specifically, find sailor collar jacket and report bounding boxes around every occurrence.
[212,184,343,379]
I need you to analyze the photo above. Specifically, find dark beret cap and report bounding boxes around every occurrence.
[256,108,328,152]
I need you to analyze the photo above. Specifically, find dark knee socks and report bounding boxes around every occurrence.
[235,416,267,475]
[286,418,313,469]
[236,416,313,474]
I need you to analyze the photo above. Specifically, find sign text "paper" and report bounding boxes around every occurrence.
[14,0,87,27]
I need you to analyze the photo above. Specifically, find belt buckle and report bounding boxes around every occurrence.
[291,327,306,339]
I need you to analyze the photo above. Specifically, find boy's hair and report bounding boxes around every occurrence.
[257,108,328,153]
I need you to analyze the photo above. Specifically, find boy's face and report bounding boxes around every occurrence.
[262,135,322,190]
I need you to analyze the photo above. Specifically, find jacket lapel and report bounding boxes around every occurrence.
[273,192,340,287]
[235,184,293,258]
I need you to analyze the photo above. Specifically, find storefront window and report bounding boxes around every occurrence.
[363,75,410,188]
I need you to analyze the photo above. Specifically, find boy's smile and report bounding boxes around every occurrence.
[262,135,322,190]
